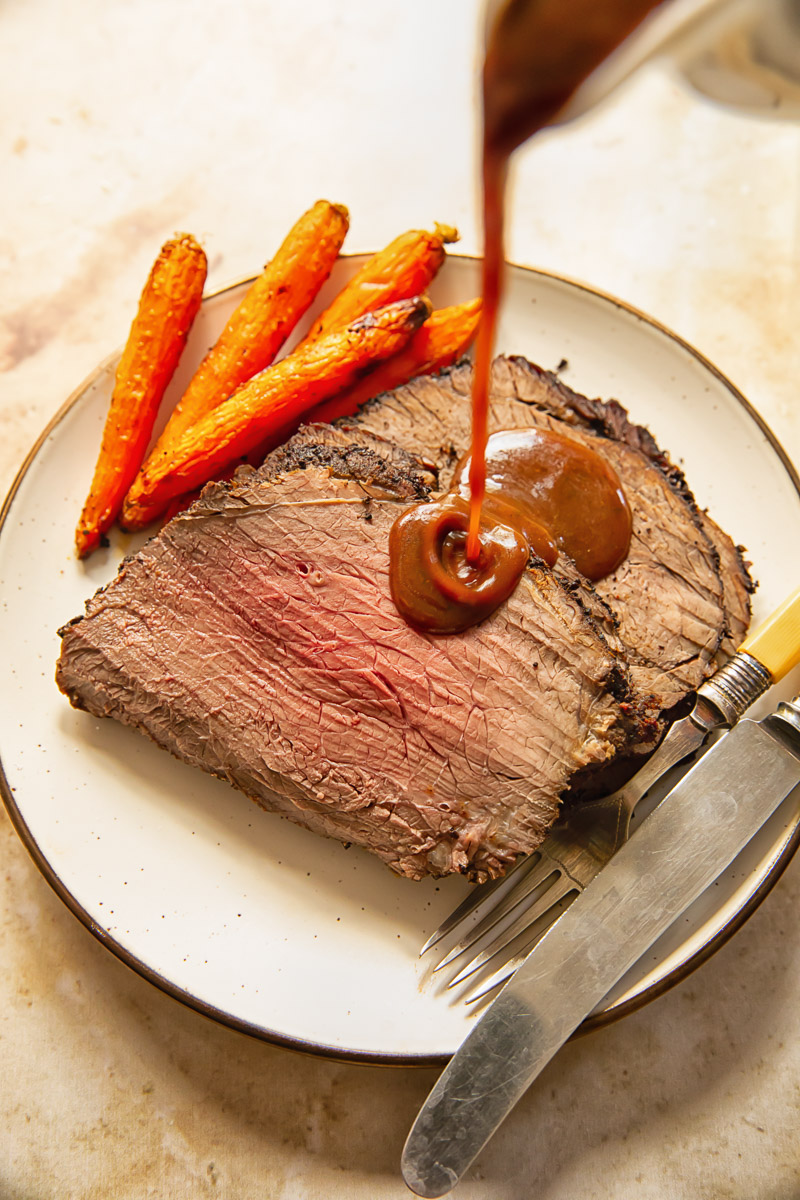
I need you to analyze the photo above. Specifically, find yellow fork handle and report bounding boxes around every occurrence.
[739,583,800,682]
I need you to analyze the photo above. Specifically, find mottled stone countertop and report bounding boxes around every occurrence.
[2,2,799,1197]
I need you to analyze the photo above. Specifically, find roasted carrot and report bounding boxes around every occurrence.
[294,223,458,351]
[249,297,482,464]
[75,233,207,557]
[120,296,432,528]
[151,299,482,517]
[143,200,349,466]
[307,297,481,425]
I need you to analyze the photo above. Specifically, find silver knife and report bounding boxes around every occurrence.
[402,691,800,1198]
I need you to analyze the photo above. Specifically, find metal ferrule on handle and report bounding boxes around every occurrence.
[697,651,772,726]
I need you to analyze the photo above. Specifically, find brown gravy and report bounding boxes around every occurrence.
[389,0,662,633]
[390,428,631,633]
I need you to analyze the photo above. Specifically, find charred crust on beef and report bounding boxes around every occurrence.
[284,421,439,492]
[736,544,756,591]
[57,614,84,637]
[266,439,432,500]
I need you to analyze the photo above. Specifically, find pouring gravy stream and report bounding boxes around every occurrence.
[389,0,665,633]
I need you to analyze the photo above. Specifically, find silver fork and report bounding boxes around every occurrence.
[421,649,776,1004]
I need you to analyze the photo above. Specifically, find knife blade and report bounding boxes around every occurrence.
[402,692,800,1198]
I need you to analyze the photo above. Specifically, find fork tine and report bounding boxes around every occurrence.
[446,872,578,988]
[432,853,563,973]
[464,967,517,1006]
[463,891,580,1004]
[419,853,536,956]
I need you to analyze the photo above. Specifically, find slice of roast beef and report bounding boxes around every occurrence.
[343,356,753,711]
[57,441,647,881]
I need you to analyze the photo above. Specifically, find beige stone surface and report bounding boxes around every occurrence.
[2,1,799,1197]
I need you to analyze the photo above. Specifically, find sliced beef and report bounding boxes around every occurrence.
[57,354,752,880]
[344,356,753,711]
[57,444,646,882]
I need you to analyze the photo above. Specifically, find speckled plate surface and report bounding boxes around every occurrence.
[1,255,799,1063]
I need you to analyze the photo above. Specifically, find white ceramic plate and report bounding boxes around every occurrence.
[2,255,799,1063]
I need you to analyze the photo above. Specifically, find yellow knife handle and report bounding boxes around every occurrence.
[740,584,800,682]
